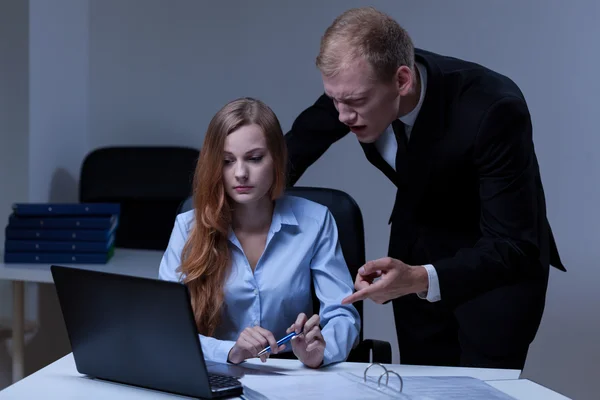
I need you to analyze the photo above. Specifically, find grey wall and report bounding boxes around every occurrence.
[28,0,89,203]
[0,1,597,399]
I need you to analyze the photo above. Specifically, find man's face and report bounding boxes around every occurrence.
[322,58,407,143]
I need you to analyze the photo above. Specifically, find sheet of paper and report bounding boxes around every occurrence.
[240,373,407,400]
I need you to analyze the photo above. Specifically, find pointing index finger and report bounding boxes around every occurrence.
[341,286,374,304]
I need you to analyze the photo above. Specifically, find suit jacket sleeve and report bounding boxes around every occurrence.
[285,94,350,186]
[433,96,545,306]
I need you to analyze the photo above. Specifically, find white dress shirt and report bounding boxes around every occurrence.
[374,62,441,303]
[159,195,361,365]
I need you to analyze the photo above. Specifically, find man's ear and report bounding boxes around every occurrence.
[395,65,413,96]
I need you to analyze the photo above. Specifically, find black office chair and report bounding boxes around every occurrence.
[79,146,199,251]
[178,187,392,363]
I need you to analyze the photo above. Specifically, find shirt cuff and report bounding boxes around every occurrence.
[322,346,335,367]
[200,335,237,364]
[417,264,441,302]
[218,340,237,364]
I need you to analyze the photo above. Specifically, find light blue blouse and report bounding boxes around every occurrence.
[158,195,360,366]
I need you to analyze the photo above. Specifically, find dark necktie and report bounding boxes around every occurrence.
[392,120,408,172]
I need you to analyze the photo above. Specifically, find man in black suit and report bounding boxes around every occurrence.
[284,7,565,369]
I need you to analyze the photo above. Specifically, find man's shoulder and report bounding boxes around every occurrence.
[417,48,525,104]
[417,48,529,131]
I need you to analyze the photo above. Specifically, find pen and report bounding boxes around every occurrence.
[257,331,300,357]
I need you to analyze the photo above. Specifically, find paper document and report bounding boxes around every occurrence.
[240,372,517,400]
[241,372,405,399]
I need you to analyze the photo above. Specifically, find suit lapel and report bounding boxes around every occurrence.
[402,52,447,205]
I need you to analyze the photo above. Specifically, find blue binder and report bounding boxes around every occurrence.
[4,202,120,265]
[5,236,114,253]
[11,203,120,216]
[3,248,115,264]
[5,226,116,242]
[8,213,118,230]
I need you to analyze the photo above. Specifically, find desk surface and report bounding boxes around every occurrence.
[0,353,570,399]
[0,248,164,283]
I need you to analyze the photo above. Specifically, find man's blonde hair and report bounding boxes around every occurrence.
[316,7,415,82]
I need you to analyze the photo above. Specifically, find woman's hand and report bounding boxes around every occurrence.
[227,326,286,364]
[288,313,326,368]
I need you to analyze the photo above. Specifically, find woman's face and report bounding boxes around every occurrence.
[222,123,274,205]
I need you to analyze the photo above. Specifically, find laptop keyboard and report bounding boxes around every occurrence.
[209,373,242,391]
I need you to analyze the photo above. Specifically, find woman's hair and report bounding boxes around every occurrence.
[179,97,287,336]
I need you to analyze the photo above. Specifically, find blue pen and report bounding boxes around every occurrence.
[257,331,300,356]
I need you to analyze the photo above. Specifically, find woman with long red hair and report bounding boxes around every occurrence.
[159,97,360,368]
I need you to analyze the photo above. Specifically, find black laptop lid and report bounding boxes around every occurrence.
[51,265,214,399]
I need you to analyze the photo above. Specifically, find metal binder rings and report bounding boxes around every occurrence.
[363,362,403,393]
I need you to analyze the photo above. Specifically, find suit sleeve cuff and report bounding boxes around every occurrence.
[417,264,441,302]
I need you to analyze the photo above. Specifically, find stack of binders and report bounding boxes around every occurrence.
[3,203,120,264]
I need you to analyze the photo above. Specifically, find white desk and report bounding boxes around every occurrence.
[0,248,165,383]
[0,353,570,399]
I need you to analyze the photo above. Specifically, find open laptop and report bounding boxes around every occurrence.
[51,265,244,399]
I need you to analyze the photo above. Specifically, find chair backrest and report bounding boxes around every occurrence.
[177,186,366,344]
[179,196,194,216]
[80,146,199,250]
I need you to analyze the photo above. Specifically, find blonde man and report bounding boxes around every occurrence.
[285,7,566,369]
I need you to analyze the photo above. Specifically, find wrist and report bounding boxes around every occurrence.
[412,265,429,293]
[303,355,324,369]
[227,346,242,364]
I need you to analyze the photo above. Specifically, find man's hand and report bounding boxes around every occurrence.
[287,313,326,369]
[341,257,429,305]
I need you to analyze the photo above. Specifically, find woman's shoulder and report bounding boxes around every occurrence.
[278,194,330,224]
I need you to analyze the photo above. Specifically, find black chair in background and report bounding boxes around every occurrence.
[79,146,199,251]
[178,187,392,363]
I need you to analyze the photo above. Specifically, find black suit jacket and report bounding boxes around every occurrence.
[285,48,565,309]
